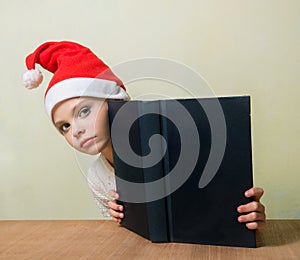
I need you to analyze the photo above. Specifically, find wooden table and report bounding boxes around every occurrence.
[0,220,299,259]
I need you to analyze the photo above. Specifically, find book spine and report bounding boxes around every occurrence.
[138,100,169,242]
[159,100,174,242]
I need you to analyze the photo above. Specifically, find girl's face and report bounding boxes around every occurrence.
[52,97,110,155]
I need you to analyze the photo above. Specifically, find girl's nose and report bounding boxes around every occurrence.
[73,125,85,138]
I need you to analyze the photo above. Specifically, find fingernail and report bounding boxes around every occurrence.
[119,206,123,211]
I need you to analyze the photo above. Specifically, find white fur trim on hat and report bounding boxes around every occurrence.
[45,77,129,119]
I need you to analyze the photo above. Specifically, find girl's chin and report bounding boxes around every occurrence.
[74,146,99,155]
[83,148,99,155]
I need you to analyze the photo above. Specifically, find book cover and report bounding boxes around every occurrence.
[108,96,256,247]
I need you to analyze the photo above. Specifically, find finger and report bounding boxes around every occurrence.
[109,208,124,219]
[246,221,266,232]
[245,187,264,201]
[108,190,119,200]
[108,200,123,212]
[238,211,266,223]
[112,216,122,223]
[237,201,265,214]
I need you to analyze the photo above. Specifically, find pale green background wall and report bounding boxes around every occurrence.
[0,0,299,220]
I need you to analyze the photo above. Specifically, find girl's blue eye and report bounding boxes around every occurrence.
[79,107,90,117]
[60,123,70,133]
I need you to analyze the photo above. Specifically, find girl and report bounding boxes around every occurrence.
[23,41,266,231]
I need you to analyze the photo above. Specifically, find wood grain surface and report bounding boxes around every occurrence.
[0,220,299,259]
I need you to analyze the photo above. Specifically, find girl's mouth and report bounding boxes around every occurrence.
[80,136,96,148]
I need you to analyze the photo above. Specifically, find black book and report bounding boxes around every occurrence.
[108,96,256,248]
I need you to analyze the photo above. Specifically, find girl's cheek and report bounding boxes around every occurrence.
[87,117,98,133]
[65,134,74,147]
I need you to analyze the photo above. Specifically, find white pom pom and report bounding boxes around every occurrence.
[23,69,43,89]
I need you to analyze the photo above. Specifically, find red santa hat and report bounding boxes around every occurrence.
[23,41,129,119]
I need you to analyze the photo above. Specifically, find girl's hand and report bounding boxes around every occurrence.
[237,187,266,232]
[108,190,124,223]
